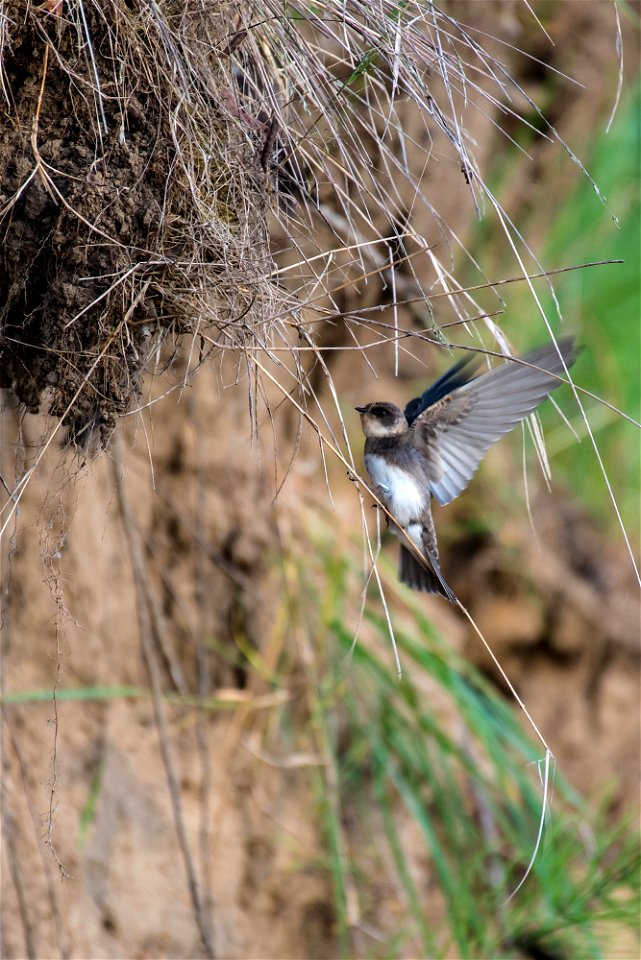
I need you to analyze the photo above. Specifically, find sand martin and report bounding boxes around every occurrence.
[356,339,577,601]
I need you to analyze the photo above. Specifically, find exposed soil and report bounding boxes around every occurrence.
[0,2,269,449]
[0,4,170,444]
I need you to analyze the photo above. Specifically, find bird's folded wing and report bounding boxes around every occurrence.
[411,339,576,506]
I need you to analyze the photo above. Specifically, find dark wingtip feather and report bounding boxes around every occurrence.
[405,354,480,426]
[524,335,579,370]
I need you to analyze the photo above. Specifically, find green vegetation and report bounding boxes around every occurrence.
[466,89,640,536]
[278,542,640,958]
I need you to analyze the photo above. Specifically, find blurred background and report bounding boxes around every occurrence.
[1,2,639,958]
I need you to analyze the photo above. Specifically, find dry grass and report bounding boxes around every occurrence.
[1,1,615,448]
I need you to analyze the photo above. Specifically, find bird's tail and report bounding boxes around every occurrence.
[399,545,457,603]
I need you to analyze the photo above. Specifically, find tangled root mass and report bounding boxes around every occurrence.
[0,1,276,448]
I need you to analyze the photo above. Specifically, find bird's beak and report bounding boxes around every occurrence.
[355,405,367,414]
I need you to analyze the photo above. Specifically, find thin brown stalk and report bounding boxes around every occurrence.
[1,777,37,959]
[111,436,216,960]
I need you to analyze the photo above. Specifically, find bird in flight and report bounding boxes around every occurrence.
[355,339,578,602]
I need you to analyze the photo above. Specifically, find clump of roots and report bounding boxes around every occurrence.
[0,1,285,448]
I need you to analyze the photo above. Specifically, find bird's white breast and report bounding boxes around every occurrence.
[365,454,427,527]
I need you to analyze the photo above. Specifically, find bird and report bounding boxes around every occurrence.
[355,338,578,602]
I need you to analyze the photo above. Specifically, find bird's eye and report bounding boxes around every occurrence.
[370,404,384,417]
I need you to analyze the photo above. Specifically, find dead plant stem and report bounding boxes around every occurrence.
[111,436,216,959]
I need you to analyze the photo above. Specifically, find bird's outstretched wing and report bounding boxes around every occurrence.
[410,339,578,506]
[404,354,479,426]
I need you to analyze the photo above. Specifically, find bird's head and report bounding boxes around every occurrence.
[355,401,408,438]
